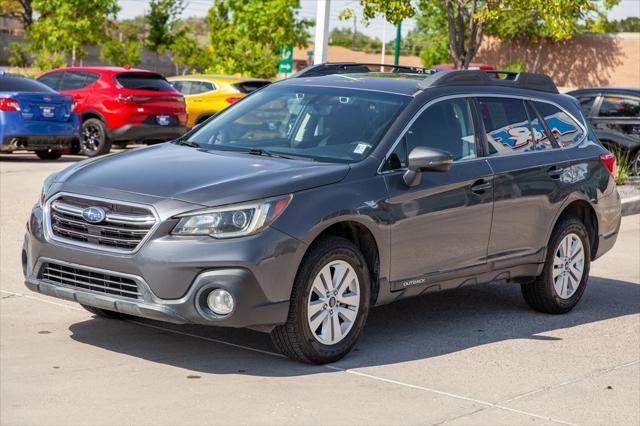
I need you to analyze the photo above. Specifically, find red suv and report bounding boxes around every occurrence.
[37,67,187,156]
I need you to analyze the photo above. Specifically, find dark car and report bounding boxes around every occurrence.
[567,87,640,175]
[37,67,188,157]
[23,68,621,364]
[0,75,80,159]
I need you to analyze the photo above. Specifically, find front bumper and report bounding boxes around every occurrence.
[108,124,188,143]
[23,200,305,329]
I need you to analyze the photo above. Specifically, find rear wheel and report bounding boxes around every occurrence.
[81,304,129,319]
[271,236,370,364]
[521,218,590,314]
[81,118,111,157]
[35,149,62,160]
[632,149,640,177]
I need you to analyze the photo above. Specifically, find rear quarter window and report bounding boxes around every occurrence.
[532,101,585,148]
[115,73,175,91]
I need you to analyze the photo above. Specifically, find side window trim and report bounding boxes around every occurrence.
[378,93,587,173]
[526,100,560,148]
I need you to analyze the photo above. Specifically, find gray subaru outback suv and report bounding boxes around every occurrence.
[23,69,622,364]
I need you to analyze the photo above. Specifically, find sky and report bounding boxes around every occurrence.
[117,0,640,41]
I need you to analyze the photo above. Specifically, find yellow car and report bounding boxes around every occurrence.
[167,75,270,128]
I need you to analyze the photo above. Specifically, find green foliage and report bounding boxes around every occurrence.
[206,0,312,78]
[28,0,119,66]
[588,16,640,33]
[5,42,31,67]
[340,0,415,25]
[413,0,450,67]
[329,28,382,52]
[100,38,141,67]
[171,30,207,73]
[612,148,632,186]
[32,50,65,70]
[146,0,185,57]
[504,62,526,72]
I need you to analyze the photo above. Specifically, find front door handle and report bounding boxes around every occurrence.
[470,179,492,194]
[547,166,565,179]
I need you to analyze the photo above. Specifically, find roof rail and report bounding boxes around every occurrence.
[292,62,433,78]
[417,70,559,93]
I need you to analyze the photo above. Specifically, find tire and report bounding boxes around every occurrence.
[35,149,62,160]
[271,236,371,364]
[81,118,112,157]
[81,304,129,319]
[521,218,591,314]
[632,149,640,177]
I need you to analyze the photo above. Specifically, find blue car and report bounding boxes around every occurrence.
[0,75,80,159]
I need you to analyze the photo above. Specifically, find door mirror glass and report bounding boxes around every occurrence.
[403,147,453,186]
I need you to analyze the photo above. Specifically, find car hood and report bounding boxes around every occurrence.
[55,143,350,207]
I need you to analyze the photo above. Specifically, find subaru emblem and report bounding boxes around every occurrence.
[82,206,106,223]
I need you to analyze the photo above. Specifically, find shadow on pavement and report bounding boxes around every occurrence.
[68,276,640,375]
[0,154,83,163]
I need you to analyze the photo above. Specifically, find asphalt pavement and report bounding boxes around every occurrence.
[1,152,639,425]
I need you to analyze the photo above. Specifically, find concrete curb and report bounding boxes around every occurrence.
[618,182,640,216]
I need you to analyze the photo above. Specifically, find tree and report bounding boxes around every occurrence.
[28,0,120,67]
[100,38,141,67]
[145,0,185,69]
[1,0,33,28]
[329,28,382,53]
[171,30,207,74]
[356,0,619,69]
[206,0,312,78]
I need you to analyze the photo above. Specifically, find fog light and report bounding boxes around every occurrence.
[207,289,234,315]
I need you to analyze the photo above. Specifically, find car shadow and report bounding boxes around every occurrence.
[68,276,640,376]
[0,154,83,163]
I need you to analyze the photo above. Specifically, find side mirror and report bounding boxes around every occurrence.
[403,147,453,187]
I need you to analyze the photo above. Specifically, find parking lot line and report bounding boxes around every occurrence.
[1,288,576,426]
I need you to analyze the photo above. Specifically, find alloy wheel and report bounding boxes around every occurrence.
[552,233,585,299]
[307,260,360,345]
[82,123,102,153]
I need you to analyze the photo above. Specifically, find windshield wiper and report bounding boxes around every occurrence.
[245,148,313,161]
[173,139,202,148]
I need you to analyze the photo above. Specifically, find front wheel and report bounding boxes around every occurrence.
[521,218,591,314]
[81,118,111,157]
[271,236,370,364]
[35,149,62,160]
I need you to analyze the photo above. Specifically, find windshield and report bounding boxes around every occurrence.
[187,84,410,163]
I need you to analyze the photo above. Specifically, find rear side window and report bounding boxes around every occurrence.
[59,72,87,90]
[576,95,597,116]
[478,97,535,154]
[533,101,585,148]
[115,73,175,91]
[233,81,270,94]
[0,77,55,93]
[598,95,640,118]
[37,72,64,90]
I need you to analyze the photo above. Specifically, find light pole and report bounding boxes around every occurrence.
[314,0,331,64]
[393,22,401,66]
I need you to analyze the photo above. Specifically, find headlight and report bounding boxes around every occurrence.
[40,172,58,206]
[172,195,292,238]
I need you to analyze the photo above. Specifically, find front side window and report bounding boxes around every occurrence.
[598,95,640,118]
[533,101,585,148]
[189,81,215,94]
[188,85,409,163]
[478,97,535,154]
[383,98,476,170]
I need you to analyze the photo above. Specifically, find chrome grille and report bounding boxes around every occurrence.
[48,194,156,253]
[40,262,140,299]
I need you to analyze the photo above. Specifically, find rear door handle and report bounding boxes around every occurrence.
[470,179,492,194]
[547,166,565,179]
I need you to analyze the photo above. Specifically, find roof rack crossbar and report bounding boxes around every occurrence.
[417,70,559,93]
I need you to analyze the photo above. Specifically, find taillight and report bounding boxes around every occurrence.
[70,102,77,112]
[116,94,151,103]
[225,96,242,104]
[0,98,20,111]
[599,152,616,177]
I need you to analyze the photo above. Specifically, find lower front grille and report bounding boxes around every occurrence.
[39,262,140,299]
